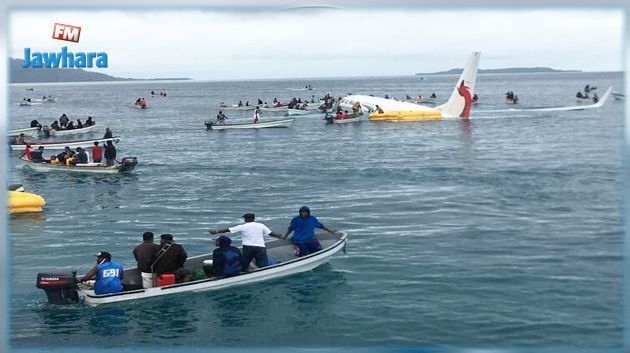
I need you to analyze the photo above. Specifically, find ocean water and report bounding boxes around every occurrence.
[7,71,624,348]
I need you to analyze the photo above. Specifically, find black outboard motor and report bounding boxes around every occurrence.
[324,114,333,124]
[120,157,138,172]
[36,270,79,305]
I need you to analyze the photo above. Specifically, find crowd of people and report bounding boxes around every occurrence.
[79,206,338,295]
[150,90,167,96]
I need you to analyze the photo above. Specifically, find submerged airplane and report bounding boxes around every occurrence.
[337,51,481,121]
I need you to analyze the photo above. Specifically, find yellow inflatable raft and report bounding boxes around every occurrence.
[369,110,442,121]
[8,190,46,214]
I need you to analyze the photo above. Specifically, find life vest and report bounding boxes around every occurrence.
[65,157,75,166]
[222,248,242,277]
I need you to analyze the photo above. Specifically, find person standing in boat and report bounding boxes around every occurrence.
[92,141,103,164]
[79,251,124,295]
[211,235,243,279]
[59,113,69,128]
[281,206,336,257]
[133,232,161,278]
[104,140,116,166]
[103,127,113,139]
[209,213,283,270]
[253,106,261,124]
[216,111,228,125]
[31,146,45,162]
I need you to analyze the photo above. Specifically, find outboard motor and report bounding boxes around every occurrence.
[324,114,333,124]
[120,156,138,172]
[36,270,79,305]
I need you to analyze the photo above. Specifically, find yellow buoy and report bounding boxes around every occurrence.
[8,190,46,214]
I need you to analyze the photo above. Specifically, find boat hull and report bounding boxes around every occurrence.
[10,137,120,151]
[205,118,295,130]
[9,127,40,137]
[20,156,136,174]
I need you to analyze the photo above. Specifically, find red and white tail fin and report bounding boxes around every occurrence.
[436,51,481,119]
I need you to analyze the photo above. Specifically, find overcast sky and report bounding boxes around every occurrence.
[9,8,623,80]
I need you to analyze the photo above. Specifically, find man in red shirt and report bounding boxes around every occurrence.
[92,141,103,163]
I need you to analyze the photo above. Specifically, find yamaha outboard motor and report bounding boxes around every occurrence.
[36,270,79,305]
[120,156,138,172]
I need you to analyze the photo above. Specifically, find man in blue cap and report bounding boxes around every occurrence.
[281,206,336,257]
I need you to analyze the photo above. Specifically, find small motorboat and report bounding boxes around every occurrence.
[9,127,40,138]
[35,231,348,306]
[10,136,120,151]
[325,113,363,124]
[20,156,138,174]
[47,123,98,136]
[204,118,295,130]
[612,92,624,101]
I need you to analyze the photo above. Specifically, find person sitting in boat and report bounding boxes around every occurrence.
[375,105,384,114]
[253,106,261,124]
[135,98,141,105]
[151,90,156,95]
[150,234,189,282]
[257,98,263,105]
[103,127,113,139]
[593,93,599,103]
[48,155,60,165]
[352,102,362,115]
[430,92,437,99]
[78,251,124,295]
[245,101,250,106]
[209,213,283,270]
[26,98,31,103]
[405,95,412,100]
[219,101,227,108]
[384,94,390,99]
[584,84,591,93]
[238,100,243,107]
[216,111,228,125]
[133,232,161,277]
[31,146,45,163]
[76,119,83,129]
[15,133,26,145]
[70,147,88,165]
[59,114,69,128]
[66,121,75,130]
[311,95,316,103]
[335,111,343,120]
[30,119,42,129]
[211,235,243,279]
[50,120,60,131]
[56,147,72,164]
[85,116,94,126]
[281,206,337,257]
[576,91,584,98]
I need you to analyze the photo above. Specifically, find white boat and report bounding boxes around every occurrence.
[260,106,288,112]
[36,232,348,306]
[9,127,40,137]
[133,103,149,109]
[48,124,98,136]
[10,137,120,151]
[205,118,295,130]
[612,92,624,101]
[332,115,362,124]
[220,105,256,111]
[286,109,321,116]
[20,156,137,174]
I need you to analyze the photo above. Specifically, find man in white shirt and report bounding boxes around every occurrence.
[209,213,283,269]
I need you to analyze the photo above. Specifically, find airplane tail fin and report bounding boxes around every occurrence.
[436,51,481,119]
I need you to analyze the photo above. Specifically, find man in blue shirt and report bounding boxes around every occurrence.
[281,206,336,257]
[79,251,124,295]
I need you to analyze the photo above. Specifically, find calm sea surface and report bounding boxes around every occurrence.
[7,72,624,349]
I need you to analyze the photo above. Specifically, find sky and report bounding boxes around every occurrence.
[8,8,624,80]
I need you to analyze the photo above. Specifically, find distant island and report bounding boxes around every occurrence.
[416,67,581,75]
[9,58,190,83]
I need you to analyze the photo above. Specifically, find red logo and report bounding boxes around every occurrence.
[457,80,472,119]
[52,23,81,43]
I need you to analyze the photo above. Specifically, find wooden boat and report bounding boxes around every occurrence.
[204,118,295,130]
[48,124,97,136]
[35,232,348,306]
[10,137,120,151]
[20,156,137,174]
[9,127,40,138]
